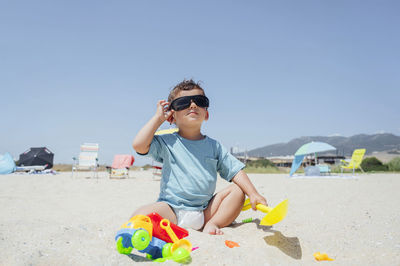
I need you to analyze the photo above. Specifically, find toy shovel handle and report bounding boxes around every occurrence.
[160,219,179,243]
[242,198,272,213]
[256,204,272,213]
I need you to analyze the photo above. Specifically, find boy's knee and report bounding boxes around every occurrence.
[230,184,245,202]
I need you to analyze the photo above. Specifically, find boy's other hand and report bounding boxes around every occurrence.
[156,100,174,123]
[249,193,268,211]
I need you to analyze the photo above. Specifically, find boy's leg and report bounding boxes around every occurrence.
[131,201,177,224]
[203,184,245,235]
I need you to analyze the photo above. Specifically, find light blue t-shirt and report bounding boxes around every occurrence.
[141,132,245,210]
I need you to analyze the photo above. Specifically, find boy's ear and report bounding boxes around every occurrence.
[205,110,209,121]
[167,110,175,124]
[167,116,174,124]
[167,111,175,124]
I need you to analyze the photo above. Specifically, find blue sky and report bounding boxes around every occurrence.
[1,1,399,165]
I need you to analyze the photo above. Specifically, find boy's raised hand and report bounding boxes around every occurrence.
[156,100,174,124]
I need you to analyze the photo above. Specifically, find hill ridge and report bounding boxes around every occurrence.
[241,133,400,157]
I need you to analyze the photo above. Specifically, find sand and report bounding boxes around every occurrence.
[1,170,400,265]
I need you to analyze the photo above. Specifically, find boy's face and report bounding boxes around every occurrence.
[170,88,209,128]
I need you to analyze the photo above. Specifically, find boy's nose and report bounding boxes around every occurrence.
[189,100,197,108]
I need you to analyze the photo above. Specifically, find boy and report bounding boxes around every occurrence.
[132,79,267,235]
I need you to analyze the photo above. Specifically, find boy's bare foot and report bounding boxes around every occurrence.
[203,222,224,235]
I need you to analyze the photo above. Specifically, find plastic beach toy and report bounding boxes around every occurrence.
[152,247,191,263]
[242,198,288,226]
[147,212,188,243]
[314,252,334,261]
[225,240,240,248]
[115,213,191,261]
[241,218,253,223]
[160,219,192,253]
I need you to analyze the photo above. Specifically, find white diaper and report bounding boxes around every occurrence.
[173,208,204,230]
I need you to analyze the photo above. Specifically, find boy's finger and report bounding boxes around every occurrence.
[250,201,257,210]
[259,198,268,206]
[161,101,170,110]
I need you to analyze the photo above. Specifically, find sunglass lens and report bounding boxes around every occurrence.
[171,96,191,111]
[193,95,209,108]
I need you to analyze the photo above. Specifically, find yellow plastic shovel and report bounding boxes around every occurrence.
[160,219,192,253]
[242,198,288,226]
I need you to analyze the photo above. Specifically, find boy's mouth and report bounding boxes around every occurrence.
[187,110,198,116]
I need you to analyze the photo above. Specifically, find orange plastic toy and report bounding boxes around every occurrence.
[313,252,334,261]
[225,240,240,248]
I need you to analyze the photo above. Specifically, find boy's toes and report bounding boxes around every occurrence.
[215,228,224,235]
[203,223,223,235]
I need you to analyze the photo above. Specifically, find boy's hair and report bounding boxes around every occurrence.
[168,79,205,103]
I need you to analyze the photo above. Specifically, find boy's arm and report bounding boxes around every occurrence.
[132,100,173,154]
[232,170,267,210]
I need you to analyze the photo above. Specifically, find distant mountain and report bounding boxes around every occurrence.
[239,133,400,157]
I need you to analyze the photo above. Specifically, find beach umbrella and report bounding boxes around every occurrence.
[0,153,16,174]
[294,142,336,156]
[290,142,336,176]
[18,147,54,169]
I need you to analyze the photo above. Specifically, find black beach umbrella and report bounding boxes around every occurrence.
[18,147,54,169]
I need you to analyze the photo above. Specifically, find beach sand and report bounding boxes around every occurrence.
[1,170,399,265]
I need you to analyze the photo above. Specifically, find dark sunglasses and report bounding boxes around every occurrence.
[169,95,209,111]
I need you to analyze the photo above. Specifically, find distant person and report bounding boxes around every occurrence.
[132,79,267,235]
